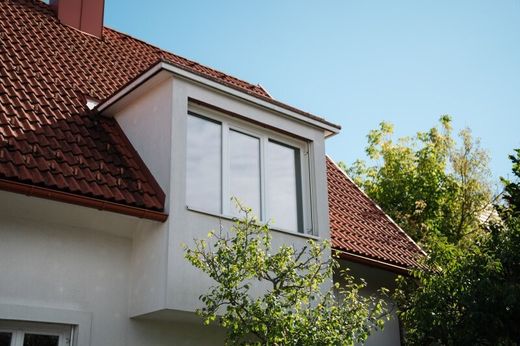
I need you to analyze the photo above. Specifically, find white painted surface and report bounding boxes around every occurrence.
[336,260,402,346]
[0,72,401,345]
[0,190,226,346]
[114,75,173,210]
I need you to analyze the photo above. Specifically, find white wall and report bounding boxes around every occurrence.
[112,77,173,317]
[0,190,227,346]
[0,70,402,345]
[107,73,333,316]
[114,74,173,209]
[336,260,402,346]
[164,76,332,312]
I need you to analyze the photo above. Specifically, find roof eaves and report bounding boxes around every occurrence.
[97,59,341,134]
[334,249,412,276]
[0,178,168,222]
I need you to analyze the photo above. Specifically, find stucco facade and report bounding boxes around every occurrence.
[0,72,401,345]
[0,1,423,344]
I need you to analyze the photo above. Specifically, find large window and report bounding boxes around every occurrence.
[0,321,71,346]
[186,111,311,234]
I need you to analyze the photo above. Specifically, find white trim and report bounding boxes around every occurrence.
[97,61,340,136]
[186,206,321,241]
[221,122,230,216]
[326,155,426,256]
[0,304,92,346]
[257,83,274,99]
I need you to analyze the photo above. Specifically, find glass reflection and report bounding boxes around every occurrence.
[186,114,222,213]
[267,141,301,231]
[0,332,12,346]
[23,334,59,346]
[229,130,261,217]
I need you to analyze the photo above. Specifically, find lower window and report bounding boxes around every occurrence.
[0,321,71,346]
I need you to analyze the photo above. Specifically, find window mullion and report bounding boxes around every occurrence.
[301,146,312,235]
[260,136,267,222]
[221,122,230,215]
[14,330,23,346]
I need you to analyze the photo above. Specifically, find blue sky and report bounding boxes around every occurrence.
[105,0,520,181]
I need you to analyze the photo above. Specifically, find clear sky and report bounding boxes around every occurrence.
[105,0,520,181]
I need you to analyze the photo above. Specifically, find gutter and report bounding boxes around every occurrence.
[334,249,412,276]
[0,179,168,222]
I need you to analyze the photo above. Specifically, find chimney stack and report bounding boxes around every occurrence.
[50,0,105,38]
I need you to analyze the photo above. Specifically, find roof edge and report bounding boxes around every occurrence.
[97,60,341,134]
[326,155,427,257]
[0,178,168,222]
[334,249,411,276]
[110,119,166,207]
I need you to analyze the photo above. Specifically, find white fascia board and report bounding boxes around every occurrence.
[96,62,164,114]
[97,61,340,136]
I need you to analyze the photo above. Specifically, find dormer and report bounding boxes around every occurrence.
[97,61,340,317]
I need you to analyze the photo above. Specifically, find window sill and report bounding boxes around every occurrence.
[186,206,320,241]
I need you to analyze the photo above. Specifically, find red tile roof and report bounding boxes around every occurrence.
[1,0,422,270]
[327,157,424,270]
[0,0,278,216]
[0,0,340,219]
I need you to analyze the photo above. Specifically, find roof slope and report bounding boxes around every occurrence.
[327,157,424,270]
[0,0,274,214]
[0,0,340,217]
[1,0,422,270]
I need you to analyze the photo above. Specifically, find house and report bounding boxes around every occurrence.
[0,0,424,345]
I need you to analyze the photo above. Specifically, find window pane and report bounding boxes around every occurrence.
[23,334,59,346]
[229,130,261,217]
[267,141,302,231]
[186,114,222,213]
[0,332,12,346]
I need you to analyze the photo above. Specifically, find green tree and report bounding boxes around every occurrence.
[343,115,493,246]
[184,202,388,346]
[502,148,520,216]
[395,150,520,345]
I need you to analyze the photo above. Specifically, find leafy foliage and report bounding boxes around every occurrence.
[343,115,493,246]
[344,117,518,344]
[184,202,388,346]
[502,148,520,216]
[394,150,520,345]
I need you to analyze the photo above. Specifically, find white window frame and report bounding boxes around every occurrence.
[186,104,315,235]
[0,320,72,346]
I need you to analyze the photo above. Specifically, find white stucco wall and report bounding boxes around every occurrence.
[165,76,331,312]
[0,190,226,346]
[112,75,173,317]
[0,71,402,345]
[336,260,402,346]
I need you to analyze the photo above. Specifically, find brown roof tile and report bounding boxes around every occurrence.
[1,0,323,216]
[0,0,422,267]
[327,157,424,270]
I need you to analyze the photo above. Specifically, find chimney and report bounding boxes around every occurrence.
[50,0,105,38]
